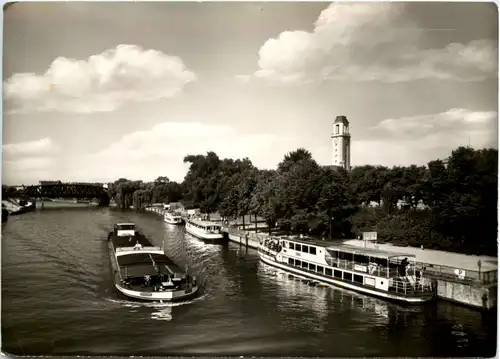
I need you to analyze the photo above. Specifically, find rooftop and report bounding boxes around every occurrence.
[327,244,415,259]
[334,115,349,125]
[281,236,413,259]
[189,218,222,227]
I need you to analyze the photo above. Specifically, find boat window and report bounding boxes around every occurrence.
[328,250,338,259]
[354,254,369,264]
[301,261,308,269]
[118,225,135,230]
[296,244,302,252]
[325,268,333,276]
[344,272,353,281]
[316,265,324,274]
[339,251,352,261]
[294,259,301,267]
[372,257,388,266]
[289,243,295,250]
[353,274,364,284]
[302,245,309,253]
[288,258,294,265]
[310,247,317,255]
[333,270,342,278]
[309,263,316,272]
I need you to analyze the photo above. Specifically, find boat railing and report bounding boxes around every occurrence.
[116,246,162,253]
[416,262,497,285]
[390,277,434,296]
[326,257,404,278]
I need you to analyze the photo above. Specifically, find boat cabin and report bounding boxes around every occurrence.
[114,223,136,237]
[189,219,222,233]
[324,244,417,279]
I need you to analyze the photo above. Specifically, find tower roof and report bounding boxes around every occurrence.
[334,116,349,125]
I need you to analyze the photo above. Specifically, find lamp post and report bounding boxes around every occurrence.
[329,215,334,241]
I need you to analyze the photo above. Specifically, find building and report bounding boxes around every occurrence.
[331,115,351,170]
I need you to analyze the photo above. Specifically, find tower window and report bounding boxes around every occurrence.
[335,124,339,134]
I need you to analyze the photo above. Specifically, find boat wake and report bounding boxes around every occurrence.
[104,293,209,321]
[104,293,209,309]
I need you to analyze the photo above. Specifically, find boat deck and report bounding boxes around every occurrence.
[111,234,152,249]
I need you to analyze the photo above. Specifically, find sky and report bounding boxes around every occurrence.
[2,1,498,185]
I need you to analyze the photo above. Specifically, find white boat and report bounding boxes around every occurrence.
[258,237,435,304]
[185,218,225,241]
[107,223,199,301]
[164,211,183,225]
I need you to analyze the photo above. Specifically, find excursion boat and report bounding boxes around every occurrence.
[185,218,225,241]
[107,223,199,301]
[164,211,183,225]
[258,237,435,304]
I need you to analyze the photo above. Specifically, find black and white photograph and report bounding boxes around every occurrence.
[1,1,498,357]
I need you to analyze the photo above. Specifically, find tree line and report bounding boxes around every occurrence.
[106,145,497,256]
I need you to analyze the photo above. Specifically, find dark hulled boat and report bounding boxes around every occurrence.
[107,223,199,301]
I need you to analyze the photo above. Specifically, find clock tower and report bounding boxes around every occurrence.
[331,115,351,170]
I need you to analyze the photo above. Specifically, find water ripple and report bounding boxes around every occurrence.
[2,208,497,357]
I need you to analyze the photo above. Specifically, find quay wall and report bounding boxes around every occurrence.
[434,279,497,310]
[227,232,259,249]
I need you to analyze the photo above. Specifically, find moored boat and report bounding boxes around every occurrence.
[2,207,9,225]
[107,223,199,301]
[164,211,183,225]
[185,218,225,242]
[258,237,435,304]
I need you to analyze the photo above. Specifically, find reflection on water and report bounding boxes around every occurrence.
[2,208,496,357]
[259,262,392,329]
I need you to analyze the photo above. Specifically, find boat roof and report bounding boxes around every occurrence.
[189,218,221,227]
[282,237,414,259]
[116,223,135,227]
[111,234,153,248]
[328,244,415,259]
[279,236,339,248]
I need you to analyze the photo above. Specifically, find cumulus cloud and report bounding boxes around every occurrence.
[4,45,196,114]
[2,137,60,184]
[3,137,59,158]
[241,3,497,84]
[72,122,302,182]
[350,109,497,166]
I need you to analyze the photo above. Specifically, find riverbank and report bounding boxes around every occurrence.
[2,198,36,215]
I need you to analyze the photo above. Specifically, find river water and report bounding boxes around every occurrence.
[2,207,497,357]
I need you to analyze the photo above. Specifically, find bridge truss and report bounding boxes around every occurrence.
[22,183,110,205]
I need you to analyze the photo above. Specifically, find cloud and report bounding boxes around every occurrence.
[4,44,196,114]
[71,122,302,183]
[2,137,60,184]
[3,137,59,158]
[350,109,497,166]
[243,3,497,84]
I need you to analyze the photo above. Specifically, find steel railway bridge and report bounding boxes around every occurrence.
[21,182,110,206]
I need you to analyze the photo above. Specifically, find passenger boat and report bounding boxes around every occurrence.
[107,223,199,301]
[185,218,225,241]
[164,211,183,225]
[258,237,435,304]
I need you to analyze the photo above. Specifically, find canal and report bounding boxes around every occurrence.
[1,207,497,356]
